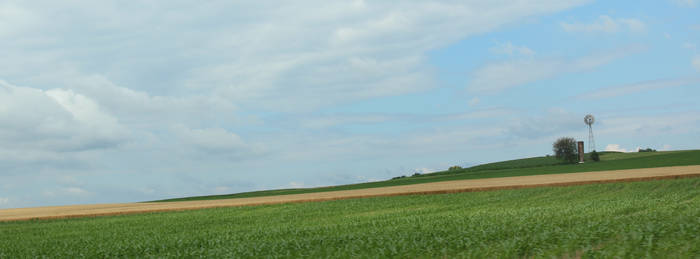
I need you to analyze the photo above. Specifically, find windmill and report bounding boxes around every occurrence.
[584,114,595,152]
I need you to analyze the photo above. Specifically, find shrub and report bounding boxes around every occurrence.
[448,166,463,171]
[591,150,600,162]
[552,137,578,164]
[639,148,656,152]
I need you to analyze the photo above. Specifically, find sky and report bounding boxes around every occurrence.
[1,0,699,209]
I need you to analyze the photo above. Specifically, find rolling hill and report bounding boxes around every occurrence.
[156,150,700,202]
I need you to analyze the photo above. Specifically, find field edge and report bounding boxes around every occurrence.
[3,166,699,222]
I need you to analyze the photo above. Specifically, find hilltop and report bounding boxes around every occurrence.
[155,150,700,202]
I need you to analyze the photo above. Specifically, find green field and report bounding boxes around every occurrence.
[157,150,700,202]
[2,177,698,257]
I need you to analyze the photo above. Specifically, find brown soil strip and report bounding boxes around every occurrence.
[2,165,699,222]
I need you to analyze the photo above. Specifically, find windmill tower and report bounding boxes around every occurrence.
[584,114,595,152]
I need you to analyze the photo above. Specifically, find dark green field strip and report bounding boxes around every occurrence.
[2,178,698,258]
[458,150,685,172]
[156,150,700,202]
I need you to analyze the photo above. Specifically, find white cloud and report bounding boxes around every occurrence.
[561,15,646,33]
[576,77,700,99]
[490,42,535,56]
[288,182,305,188]
[43,187,91,198]
[413,168,436,174]
[618,18,646,32]
[274,121,506,163]
[605,144,631,152]
[468,97,480,106]
[597,112,700,138]
[0,80,128,154]
[670,0,696,7]
[46,89,123,136]
[661,144,672,151]
[0,1,589,112]
[301,114,391,129]
[172,126,258,156]
[506,108,582,139]
[65,187,89,196]
[693,56,700,71]
[292,109,513,132]
[468,46,642,94]
[468,59,560,93]
[61,75,241,127]
[0,3,38,37]
[0,197,8,205]
[0,0,610,207]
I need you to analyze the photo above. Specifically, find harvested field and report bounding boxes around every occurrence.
[2,165,699,222]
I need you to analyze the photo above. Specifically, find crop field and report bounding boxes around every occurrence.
[158,150,700,202]
[3,165,698,221]
[1,177,698,258]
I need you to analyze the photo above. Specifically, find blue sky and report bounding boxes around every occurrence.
[1,0,699,208]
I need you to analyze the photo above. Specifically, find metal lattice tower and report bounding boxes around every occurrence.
[584,114,595,152]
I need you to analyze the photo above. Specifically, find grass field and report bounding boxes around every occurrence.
[2,177,698,257]
[157,150,700,202]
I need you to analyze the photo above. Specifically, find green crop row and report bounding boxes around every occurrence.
[2,177,699,258]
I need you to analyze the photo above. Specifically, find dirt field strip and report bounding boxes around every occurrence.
[2,165,699,222]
